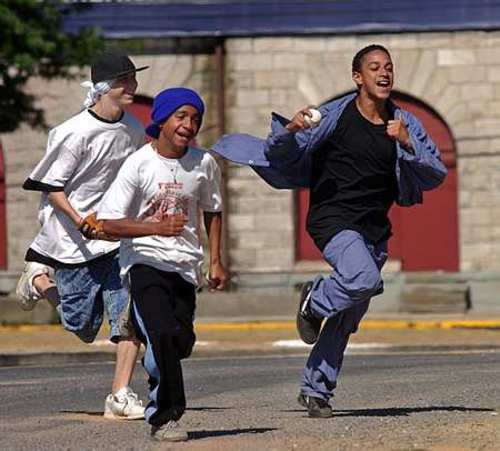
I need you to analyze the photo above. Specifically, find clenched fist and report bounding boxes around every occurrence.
[386,119,413,152]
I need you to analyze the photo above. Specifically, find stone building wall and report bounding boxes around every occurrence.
[4,31,500,275]
[224,31,500,274]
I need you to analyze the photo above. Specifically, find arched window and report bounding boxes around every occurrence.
[296,91,458,271]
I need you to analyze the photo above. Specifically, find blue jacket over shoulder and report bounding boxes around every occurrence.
[211,93,447,206]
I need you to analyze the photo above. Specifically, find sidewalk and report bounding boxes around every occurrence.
[1,290,500,367]
[1,313,500,367]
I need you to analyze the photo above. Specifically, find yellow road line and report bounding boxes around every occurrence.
[1,319,499,334]
[196,320,500,331]
[360,320,500,330]
[0,324,62,333]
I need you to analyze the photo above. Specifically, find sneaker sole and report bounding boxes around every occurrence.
[296,315,320,345]
[296,282,321,345]
[16,271,41,311]
[297,394,308,408]
[18,299,39,311]
[16,279,36,311]
[152,434,188,442]
[309,409,334,419]
[297,394,333,419]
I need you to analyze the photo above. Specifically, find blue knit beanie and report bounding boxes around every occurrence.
[145,87,205,139]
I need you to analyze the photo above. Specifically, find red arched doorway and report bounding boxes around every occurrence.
[296,92,459,271]
[388,93,458,271]
[128,94,153,129]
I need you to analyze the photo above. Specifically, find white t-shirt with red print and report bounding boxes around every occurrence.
[97,143,222,286]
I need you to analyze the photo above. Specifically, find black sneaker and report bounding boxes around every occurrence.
[296,281,322,344]
[298,394,333,418]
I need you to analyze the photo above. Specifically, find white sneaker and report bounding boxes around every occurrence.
[103,386,145,420]
[151,420,188,442]
[15,262,55,311]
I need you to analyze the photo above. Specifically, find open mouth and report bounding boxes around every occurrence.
[176,131,192,142]
[376,80,391,88]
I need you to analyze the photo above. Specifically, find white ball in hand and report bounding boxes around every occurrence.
[304,108,322,127]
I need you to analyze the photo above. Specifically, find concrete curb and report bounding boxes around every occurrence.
[2,343,500,368]
[0,352,115,367]
[0,317,500,367]
[1,319,499,368]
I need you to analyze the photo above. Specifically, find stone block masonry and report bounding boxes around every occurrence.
[4,31,500,279]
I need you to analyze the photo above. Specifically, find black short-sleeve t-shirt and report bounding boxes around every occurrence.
[307,98,398,251]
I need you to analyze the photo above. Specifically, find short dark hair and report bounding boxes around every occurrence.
[352,45,391,73]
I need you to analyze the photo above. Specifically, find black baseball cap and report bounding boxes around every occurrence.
[91,51,149,84]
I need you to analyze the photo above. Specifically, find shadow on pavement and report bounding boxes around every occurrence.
[334,405,495,417]
[60,410,103,416]
[281,405,495,417]
[189,427,276,440]
[187,406,233,412]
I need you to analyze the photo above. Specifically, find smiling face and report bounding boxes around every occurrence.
[352,49,394,101]
[106,73,138,108]
[158,105,201,154]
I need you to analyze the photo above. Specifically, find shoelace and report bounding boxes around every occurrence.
[162,421,178,431]
[124,389,143,406]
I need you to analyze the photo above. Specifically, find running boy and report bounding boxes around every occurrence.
[17,51,148,419]
[211,44,447,418]
[97,87,227,441]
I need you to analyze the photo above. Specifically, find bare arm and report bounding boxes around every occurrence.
[102,215,187,238]
[48,191,82,226]
[203,211,228,291]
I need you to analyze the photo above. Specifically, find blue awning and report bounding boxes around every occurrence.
[63,1,500,38]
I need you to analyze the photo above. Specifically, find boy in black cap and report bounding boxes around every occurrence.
[17,51,148,419]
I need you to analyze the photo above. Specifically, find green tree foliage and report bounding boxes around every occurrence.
[0,1,103,132]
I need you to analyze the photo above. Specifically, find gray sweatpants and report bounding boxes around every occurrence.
[300,230,388,401]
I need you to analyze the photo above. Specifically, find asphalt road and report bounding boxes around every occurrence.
[1,349,500,450]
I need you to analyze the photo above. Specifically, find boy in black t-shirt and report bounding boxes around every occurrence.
[288,45,443,418]
[210,44,446,419]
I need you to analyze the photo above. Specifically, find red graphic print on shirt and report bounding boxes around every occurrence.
[141,182,188,222]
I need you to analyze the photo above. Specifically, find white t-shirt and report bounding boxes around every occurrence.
[98,143,222,287]
[28,110,145,264]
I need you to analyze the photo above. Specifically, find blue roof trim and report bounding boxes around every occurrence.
[63,1,500,38]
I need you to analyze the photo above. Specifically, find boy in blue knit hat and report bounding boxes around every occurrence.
[97,87,228,442]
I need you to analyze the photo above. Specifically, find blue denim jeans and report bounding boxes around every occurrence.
[55,252,128,343]
[300,230,388,401]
